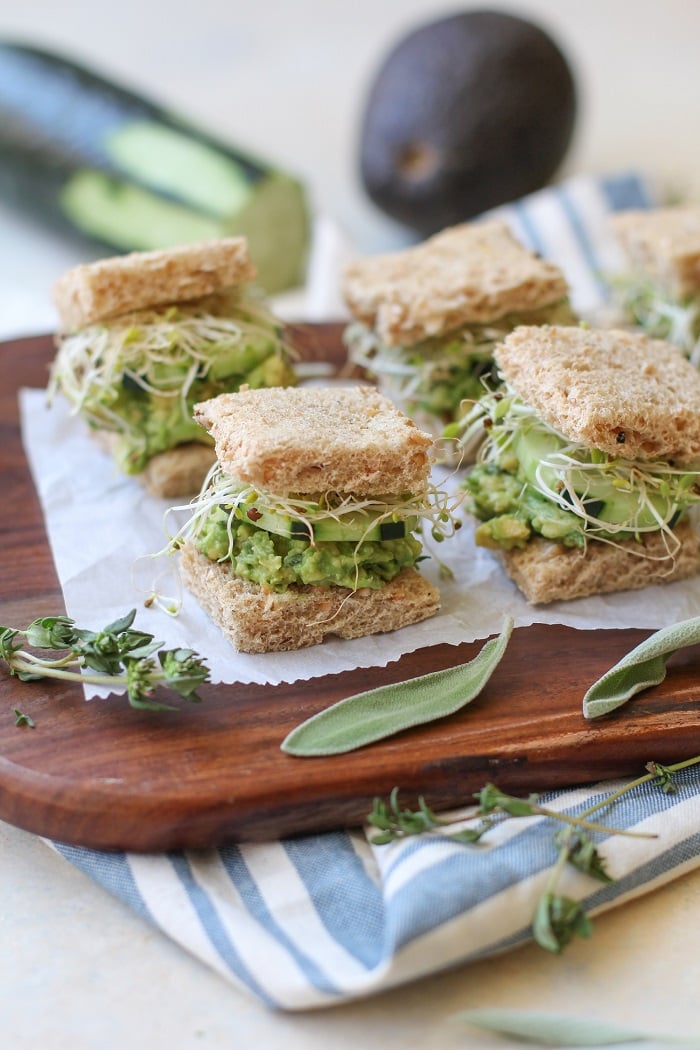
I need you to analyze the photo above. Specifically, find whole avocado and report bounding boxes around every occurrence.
[359,9,577,233]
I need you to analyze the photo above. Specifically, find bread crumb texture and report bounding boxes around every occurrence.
[500,517,700,604]
[341,219,569,345]
[180,543,440,653]
[495,325,700,462]
[194,385,434,495]
[52,238,255,330]
[611,206,700,296]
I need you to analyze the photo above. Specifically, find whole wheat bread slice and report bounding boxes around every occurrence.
[53,238,256,331]
[495,325,700,462]
[500,517,700,604]
[611,206,700,296]
[180,543,440,653]
[194,385,434,496]
[342,220,569,346]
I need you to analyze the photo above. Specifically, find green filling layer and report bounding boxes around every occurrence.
[53,297,296,474]
[196,507,423,591]
[463,405,699,552]
[612,275,700,360]
[100,351,293,474]
[464,463,587,550]
[347,299,577,422]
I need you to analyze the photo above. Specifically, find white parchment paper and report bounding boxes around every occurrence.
[19,387,700,696]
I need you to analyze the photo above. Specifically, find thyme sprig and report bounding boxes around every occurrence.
[0,610,209,711]
[368,756,700,953]
[368,787,494,845]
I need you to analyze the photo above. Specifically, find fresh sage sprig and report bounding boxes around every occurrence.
[583,615,700,719]
[454,1007,700,1047]
[369,756,700,954]
[0,610,210,711]
[281,616,513,756]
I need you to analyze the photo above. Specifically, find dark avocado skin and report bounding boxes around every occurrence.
[359,10,577,234]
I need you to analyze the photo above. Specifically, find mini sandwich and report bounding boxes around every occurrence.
[611,206,700,365]
[458,325,700,603]
[175,385,457,653]
[341,220,575,449]
[48,238,296,498]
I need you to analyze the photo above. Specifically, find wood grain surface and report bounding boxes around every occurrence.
[2,327,700,852]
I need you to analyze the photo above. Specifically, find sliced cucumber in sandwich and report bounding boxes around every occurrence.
[513,427,683,530]
[237,504,419,543]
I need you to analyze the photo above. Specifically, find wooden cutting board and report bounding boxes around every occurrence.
[3,326,700,852]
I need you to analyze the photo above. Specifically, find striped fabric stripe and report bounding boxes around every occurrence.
[488,169,656,315]
[49,172,700,1011]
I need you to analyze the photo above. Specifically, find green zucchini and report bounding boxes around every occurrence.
[0,41,310,293]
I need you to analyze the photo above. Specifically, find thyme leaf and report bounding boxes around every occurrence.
[368,788,493,845]
[0,609,209,712]
[532,892,592,953]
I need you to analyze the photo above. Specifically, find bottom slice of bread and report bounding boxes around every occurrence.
[500,517,700,604]
[94,429,215,498]
[180,542,441,653]
[140,443,215,498]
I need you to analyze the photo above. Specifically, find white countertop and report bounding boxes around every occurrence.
[3,2,700,1046]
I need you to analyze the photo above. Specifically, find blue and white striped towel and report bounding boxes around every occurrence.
[47,170,700,1013]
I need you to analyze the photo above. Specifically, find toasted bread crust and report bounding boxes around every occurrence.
[341,220,569,345]
[499,518,700,604]
[53,238,256,330]
[180,543,440,653]
[495,325,700,462]
[194,385,434,495]
[611,206,700,296]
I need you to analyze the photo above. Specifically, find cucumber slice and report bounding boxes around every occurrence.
[238,505,418,542]
[514,427,677,529]
[0,43,310,293]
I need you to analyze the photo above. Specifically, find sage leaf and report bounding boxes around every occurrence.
[281,616,513,756]
[453,1007,700,1046]
[583,616,700,720]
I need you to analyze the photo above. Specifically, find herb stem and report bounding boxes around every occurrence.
[532,805,656,839]
[9,657,134,689]
[578,754,700,821]
[545,831,572,894]
[13,650,80,671]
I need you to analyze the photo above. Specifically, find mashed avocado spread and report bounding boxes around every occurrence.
[196,506,422,591]
[465,462,587,549]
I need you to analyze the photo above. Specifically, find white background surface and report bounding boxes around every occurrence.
[4,2,700,1047]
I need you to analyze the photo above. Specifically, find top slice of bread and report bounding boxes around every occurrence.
[193,385,434,495]
[341,220,570,346]
[495,324,700,462]
[53,238,256,331]
[611,206,700,296]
